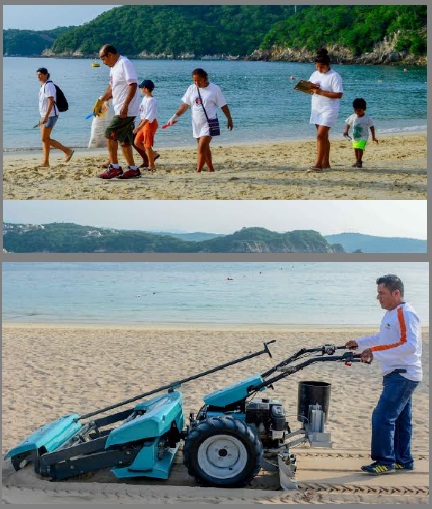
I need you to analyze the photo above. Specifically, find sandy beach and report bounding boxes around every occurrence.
[3,132,426,200]
[2,324,429,504]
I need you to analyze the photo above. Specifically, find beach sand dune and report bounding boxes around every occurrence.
[3,133,426,200]
[2,325,429,504]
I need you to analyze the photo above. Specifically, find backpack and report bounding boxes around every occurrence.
[45,80,69,112]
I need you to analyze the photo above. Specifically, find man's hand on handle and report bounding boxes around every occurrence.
[345,340,373,363]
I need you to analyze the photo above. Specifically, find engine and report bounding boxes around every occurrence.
[245,398,290,448]
[193,397,291,449]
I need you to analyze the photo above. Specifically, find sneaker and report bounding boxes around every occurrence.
[395,463,414,471]
[361,462,395,475]
[356,161,363,168]
[117,167,141,179]
[99,165,123,179]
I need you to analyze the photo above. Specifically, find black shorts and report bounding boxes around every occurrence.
[105,115,135,145]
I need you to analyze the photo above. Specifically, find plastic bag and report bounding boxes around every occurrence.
[88,100,113,148]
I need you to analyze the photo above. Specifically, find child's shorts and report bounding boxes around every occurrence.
[135,120,158,148]
[352,140,367,150]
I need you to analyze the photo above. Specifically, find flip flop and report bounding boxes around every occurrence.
[65,150,75,163]
[307,166,324,173]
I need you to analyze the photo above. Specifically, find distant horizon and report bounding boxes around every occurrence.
[2,219,427,241]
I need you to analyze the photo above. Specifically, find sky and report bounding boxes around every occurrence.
[2,200,427,239]
[3,4,120,31]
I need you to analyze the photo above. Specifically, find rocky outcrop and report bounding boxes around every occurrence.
[41,49,86,58]
[248,34,426,65]
[201,241,343,254]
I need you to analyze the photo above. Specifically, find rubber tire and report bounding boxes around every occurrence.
[184,416,263,488]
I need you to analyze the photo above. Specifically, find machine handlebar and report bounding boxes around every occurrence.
[253,348,365,393]
[78,340,277,421]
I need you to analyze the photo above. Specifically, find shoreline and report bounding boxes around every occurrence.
[4,55,427,66]
[2,129,426,160]
[5,322,419,331]
[3,132,427,200]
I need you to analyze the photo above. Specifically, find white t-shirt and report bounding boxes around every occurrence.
[39,80,57,117]
[309,69,343,127]
[345,113,374,142]
[139,96,158,122]
[355,302,422,381]
[182,83,227,138]
[109,55,140,117]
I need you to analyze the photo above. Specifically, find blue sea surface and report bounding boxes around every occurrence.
[3,57,427,152]
[2,262,429,326]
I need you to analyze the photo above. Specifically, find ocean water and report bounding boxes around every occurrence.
[3,57,427,152]
[2,262,428,326]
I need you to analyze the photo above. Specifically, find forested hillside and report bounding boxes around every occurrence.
[3,5,426,64]
[262,5,426,56]
[3,27,73,56]
[3,223,343,254]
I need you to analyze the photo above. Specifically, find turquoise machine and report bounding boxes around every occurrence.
[5,343,362,490]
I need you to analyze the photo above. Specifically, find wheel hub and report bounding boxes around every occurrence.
[197,434,248,479]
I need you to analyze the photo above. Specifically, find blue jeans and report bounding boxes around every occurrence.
[371,372,419,467]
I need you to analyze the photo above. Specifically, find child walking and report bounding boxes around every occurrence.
[133,80,159,172]
[344,98,378,168]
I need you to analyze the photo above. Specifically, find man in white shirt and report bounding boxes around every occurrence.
[346,274,422,475]
[96,45,141,179]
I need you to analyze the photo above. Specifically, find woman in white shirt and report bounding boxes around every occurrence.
[167,68,233,173]
[307,49,343,173]
[36,67,74,167]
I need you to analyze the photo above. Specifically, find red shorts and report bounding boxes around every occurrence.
[135,119,158,148]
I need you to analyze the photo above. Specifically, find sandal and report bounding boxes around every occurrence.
[64,149,74,163]
[307,166,324,173]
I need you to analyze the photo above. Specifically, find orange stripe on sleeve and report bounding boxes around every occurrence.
[371,307,407,352]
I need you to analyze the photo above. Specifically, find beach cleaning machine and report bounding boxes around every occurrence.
[5,342,363,490]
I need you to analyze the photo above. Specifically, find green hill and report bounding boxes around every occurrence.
[3,26,74,56]
[324,233,426,254]
[48,5,294,58]
[201,227,343,253]
[262,5,426,56]
[3,223,342,254]
[3,5,426,62]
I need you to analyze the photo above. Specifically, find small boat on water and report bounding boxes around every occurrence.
[92,63,100,67]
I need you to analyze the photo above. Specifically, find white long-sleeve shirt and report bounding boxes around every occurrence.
[356,302,422,381]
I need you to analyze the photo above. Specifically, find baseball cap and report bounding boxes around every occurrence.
[139,79,155,91]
